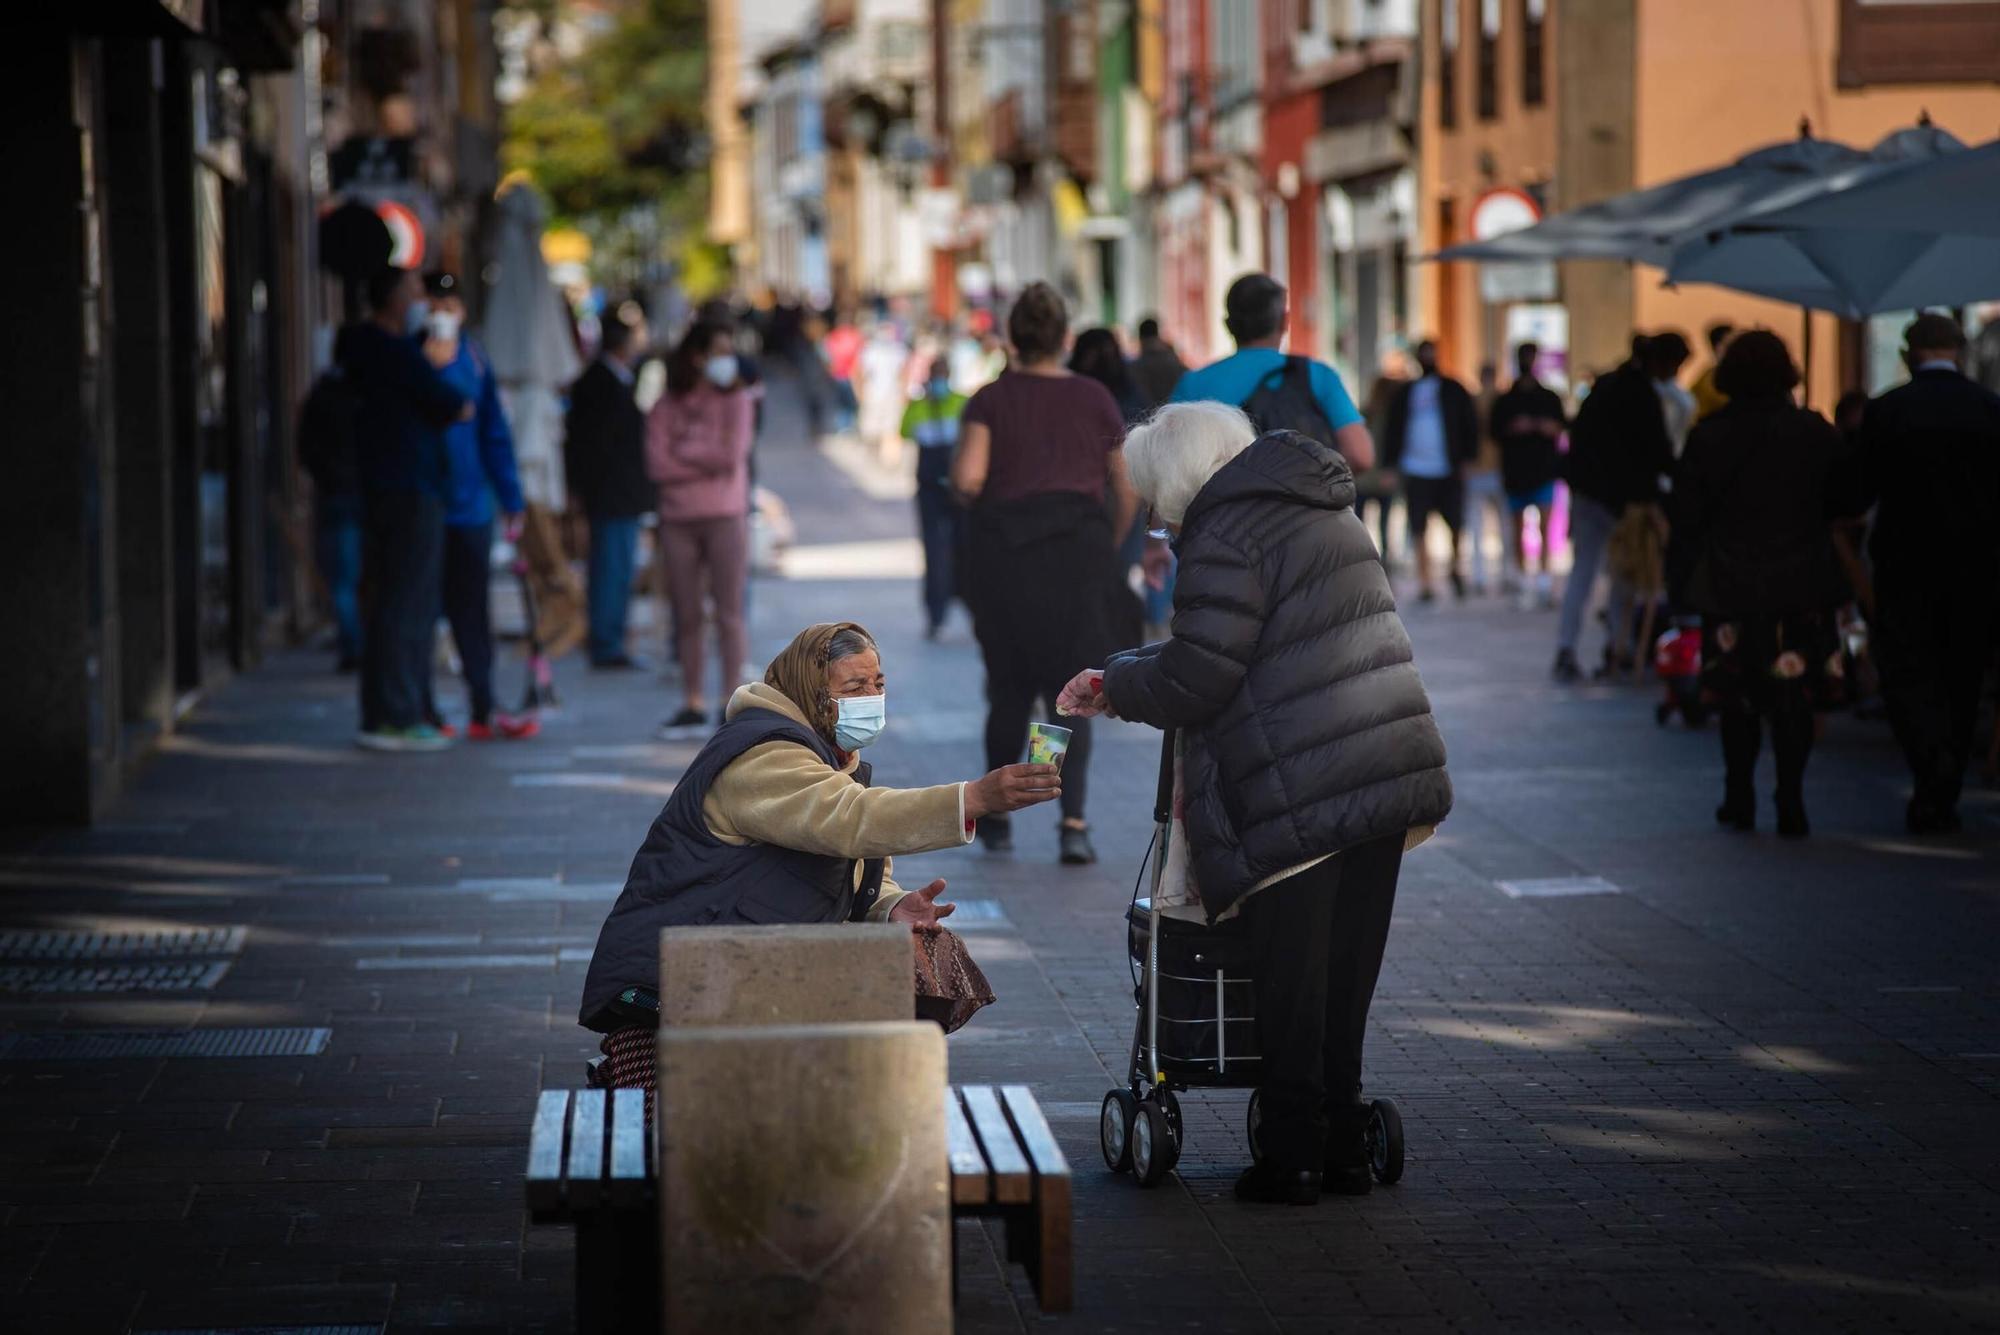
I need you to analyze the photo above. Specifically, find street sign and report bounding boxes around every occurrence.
[1470,187,1557,304]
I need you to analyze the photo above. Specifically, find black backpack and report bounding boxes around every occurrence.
[1240,355,1339,449]
[298,367,363,496]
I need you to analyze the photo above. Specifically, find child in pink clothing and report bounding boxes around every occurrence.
[648,321,758,735]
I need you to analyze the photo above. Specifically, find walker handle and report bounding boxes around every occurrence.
[1153,728,1175,826]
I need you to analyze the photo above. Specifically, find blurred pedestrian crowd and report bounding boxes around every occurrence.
[302,250,2000,845]
[757,277,1999,846]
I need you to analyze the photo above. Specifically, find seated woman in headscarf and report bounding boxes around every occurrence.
[577,621,1060,1100]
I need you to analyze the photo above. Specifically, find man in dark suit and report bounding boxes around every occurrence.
[564,312,653,668]
[1860,313,2000,834]
[1381,339,1480,602]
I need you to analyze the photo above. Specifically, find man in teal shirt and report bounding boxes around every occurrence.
[1169,273,1376,471]
[1146,275,1378,598]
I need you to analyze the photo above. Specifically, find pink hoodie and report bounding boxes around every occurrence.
[646,383,756,523]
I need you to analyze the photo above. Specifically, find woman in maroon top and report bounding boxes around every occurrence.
[953,283,1140,865]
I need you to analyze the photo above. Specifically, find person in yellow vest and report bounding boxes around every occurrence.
[1691,322,1734,422]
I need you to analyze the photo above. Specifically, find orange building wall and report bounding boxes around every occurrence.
[1417,0,1560,381]
[1631,0,2000,410]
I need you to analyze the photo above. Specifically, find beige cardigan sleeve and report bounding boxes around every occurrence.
[702,741,972,859]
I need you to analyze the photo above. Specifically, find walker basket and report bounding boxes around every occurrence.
[1126,898,1261,1079]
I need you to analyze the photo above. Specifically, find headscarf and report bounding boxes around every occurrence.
[763,621,877,747]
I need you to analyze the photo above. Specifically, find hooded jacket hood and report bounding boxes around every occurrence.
[1183,430,1357,532]
[724,681,858,774]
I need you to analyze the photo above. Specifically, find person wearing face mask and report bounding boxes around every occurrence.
[337,265,471,752]
[899,356,968,639]
[416,272,537,740]
[648,320,760,737]
[577,622,1062,1108]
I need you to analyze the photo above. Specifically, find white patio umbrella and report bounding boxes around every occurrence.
[484,181,584,509]
[1433,133,1868,266]
[1664,129,1993,318]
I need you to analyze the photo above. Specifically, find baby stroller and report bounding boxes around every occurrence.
[1099,731,1408,1188]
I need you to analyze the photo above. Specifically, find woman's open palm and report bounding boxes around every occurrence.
[890,879,956,933]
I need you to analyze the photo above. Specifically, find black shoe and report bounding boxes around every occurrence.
[1233,1162,1321,1206]
[656,707,709,741]
[1715,794,1755,832]
[1417,587,1437,604]
[1906,799,1963,835]
[335,654,361,674]
[1552,649,1581,684]
[592,654,648,671]
[978,815,1013,853]
[1322,1105,1374,1196]
[1059,825,1097,865]
[1775,795,1810,839]
[1450,571,1467,600]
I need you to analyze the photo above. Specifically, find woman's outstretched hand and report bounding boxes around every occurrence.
[964,764,1062,818]
[890,878,956,933]
[1056,669,1112,718]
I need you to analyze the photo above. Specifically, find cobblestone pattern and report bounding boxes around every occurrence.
[1,376,1996,1333]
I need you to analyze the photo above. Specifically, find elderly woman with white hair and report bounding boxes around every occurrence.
[1061,402,1453,1205]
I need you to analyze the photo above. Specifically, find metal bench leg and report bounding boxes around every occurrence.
[575,1209,660,1334]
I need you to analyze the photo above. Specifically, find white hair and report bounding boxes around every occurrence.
[1123,401,1258,527]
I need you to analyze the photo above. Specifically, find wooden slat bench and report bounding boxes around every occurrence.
[527,1082,1072,1332]
[526,1088,657,1334]
[945,1083,1074,1312]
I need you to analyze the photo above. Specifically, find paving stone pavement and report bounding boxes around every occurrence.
[3,372,1999,1333]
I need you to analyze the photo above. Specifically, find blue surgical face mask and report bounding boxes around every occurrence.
[833,693,886,750]
[406,300,431,337]
[928,377,950,398]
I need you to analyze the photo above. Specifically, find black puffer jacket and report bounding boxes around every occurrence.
[1102,431,1452,920]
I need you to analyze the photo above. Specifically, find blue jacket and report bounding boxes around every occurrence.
[436,336,526,527]
[336,323,468,497]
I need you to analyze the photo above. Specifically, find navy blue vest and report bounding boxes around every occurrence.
[578,709,886,1032]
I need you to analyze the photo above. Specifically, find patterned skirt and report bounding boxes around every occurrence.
[1701,609,1846,713]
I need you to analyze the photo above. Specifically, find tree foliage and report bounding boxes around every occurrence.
[501,0,709,226]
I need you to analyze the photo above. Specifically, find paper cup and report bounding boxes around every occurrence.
[1026,722,1073,771]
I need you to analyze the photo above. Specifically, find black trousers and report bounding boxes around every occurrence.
[983,669,1090,821]
[914,453,958,632]
[1243,832,1405,1169]
[438,521,497,723]
[1875,576,1994,816]
[360,491,445,732]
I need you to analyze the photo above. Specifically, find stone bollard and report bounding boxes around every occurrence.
[657,1020,951,1333]
[657,922,910,1028]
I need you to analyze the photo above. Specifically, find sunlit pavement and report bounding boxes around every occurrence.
[3,373,1997,1333]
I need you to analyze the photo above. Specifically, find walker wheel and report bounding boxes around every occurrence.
[1158,1088,1183,1172]
[1131,1100,1173,1187]
[1099,1089,1137,1174]
[1368,1097,1405,1184]
[1246,1088,1265,1165]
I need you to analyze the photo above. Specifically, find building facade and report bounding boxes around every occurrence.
[1420,0,2000,402]
[749,43,832,306]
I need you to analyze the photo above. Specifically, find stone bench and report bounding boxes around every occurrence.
[527,1079,1073,1329]
[527,922,1072,1328]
